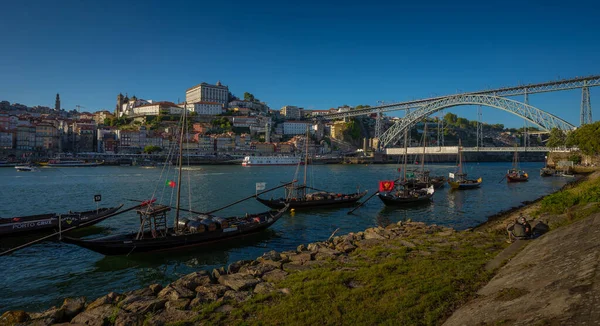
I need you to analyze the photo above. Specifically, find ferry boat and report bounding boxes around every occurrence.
[15,164,38,172]
[242,156,301,166]
[42,159,104,167]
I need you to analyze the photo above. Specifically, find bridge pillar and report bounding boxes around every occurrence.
[476,105,483,149]
[581,81,592,125]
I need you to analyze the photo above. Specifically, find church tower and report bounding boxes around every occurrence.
[55,93,61,111]
[116,93,124,116]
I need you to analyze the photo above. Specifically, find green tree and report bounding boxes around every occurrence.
[565,121,600,155]
[444,113,458,126]
[546,128,567,148]
[143,145,162,154]
[244,92,255,102]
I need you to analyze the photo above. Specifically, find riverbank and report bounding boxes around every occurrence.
[1,171,598,325]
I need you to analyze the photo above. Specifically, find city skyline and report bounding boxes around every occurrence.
[1,0,599,127]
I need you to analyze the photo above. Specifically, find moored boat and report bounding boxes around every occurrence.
[62,205,287,255]
[46,159,103,167]
[242,156,301,166]
[377,184,434,206]
[506,147,528,182]
[448,139,482,189]
[0,205,123,237]
[15,164,38,172]
[256,126,366,210]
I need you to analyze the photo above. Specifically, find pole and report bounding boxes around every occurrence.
[403,129,408,181]
[175,103,186,231]
[58,214,62,240]
[347,191,378,215]
[205,180,297,214]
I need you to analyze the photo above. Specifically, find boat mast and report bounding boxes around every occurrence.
[303,125,309,186]
[175,103,186,230]
[421,122,427,174]
[458,138,463,175]
[403,129,408,181]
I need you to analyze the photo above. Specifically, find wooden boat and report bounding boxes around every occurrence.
[540,155,555,177]
[448,139,482,189]
[377,184,434,206]
[407,123,445,189]
[62,206,287,255]
[0,205,123,237]
[63,105,287,255]
[377,129,435,206]
[540,167,556,177]
[506,148,528,182]
[256,126,367,210]
[506,168,529,182]
[257,187,367,209]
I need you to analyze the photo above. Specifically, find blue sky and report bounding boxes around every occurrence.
[1,0,599,127]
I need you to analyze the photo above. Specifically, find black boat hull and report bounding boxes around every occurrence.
[0,205,123,237]
[377,193,433,206]
[256,191,367,210]
[62,207,287,255]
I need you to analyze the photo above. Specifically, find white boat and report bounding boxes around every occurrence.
[242,156,301,166]
[15,164,38,172]
[44,159,103,167]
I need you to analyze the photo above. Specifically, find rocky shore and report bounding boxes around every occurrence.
[1,221,462,326]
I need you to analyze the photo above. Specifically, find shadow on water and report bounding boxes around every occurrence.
[374,203,433,227]
[92,229,280,273]
[0,226,112,253]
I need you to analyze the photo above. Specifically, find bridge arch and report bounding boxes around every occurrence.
[379,94,576,148]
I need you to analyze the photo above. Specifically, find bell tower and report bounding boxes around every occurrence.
[55,93,61,111]
[116,93,124,116]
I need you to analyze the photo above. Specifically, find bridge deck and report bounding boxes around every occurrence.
[385,147,575,155]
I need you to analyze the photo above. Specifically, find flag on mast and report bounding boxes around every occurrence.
[256,182,266,191]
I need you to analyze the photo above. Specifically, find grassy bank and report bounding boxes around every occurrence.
[188,230,506,326]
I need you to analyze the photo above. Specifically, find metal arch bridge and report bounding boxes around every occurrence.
[317,74,600,120]
[378,94,576,148]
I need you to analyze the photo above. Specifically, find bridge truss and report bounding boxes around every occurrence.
[318,75,600,121]
[378,94,576,148]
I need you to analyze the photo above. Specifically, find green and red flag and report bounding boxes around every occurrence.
[166,180,176,188]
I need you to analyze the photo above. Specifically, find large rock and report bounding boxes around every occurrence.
[219,290,251,303]
[289,252,313,264]
[260,250,282,262]
[227,260,253,274]
[219,274,260,291]
[145,308,199,326]
[86,292,122,311]
[355,238,383,249]
[195,284,230,301]
[282,263,312,273]
[173,271,211,291]
[61,297,86,321]
[218,274,260,291]
[364,228,386,240]
[335,240,357,253]
[121,296,167,315]
[0,310,30,325]
[238,263,277,277]
[28,306,64,324]
[211,267,226,279]
[114,312,142,326]
[254,282,277,294]
[157,284,195,301]
[314,247,342,260]
[149,284,163,296]
[164,298,190,311]
[261,269,289,283]
[71,304,115,326]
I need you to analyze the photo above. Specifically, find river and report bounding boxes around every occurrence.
[0,162,571,312]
